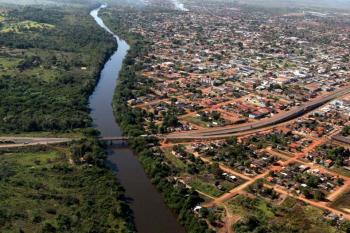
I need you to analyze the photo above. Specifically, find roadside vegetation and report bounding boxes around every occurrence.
[341,126,350,137]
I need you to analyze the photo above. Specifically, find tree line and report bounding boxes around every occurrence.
[108,14,214,232]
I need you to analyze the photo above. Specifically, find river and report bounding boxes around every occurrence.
[89,5,185,233]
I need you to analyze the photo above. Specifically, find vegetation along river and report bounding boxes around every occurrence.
[89,5,185,233]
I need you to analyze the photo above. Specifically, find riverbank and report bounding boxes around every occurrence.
[90,6,186,233]
[0,5,135,232]
[0,5,116,134]
[100,8,214,233]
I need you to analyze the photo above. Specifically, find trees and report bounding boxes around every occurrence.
[226,136,238,145]
[70,138,106,165]
[17,56,42,71]
[211,111,221,121]
[209,163,223,180]
[56,214,72,232]
[306,175,321,188]
[0,7,116,133]
[234,215,261,233]
[105,10,215,233]
[127,136,215,232]
[341,126,350,137]
[162,112,180,129]
[314,190,325,201]
[0,146,135,233]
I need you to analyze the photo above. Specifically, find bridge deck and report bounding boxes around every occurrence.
[99,137,129,141]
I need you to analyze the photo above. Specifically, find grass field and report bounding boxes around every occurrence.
[227,195,344,233]
[331,166,350,178]
[163,148,188,170]
[190,178,224,197]
[0,56,20,71]
[331,190,350,212]
[0,150,71,232]
[0,148,132,232]
[1,20,54,33]
[183,116,210,128]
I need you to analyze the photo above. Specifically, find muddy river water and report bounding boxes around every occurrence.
[89,5,185,233]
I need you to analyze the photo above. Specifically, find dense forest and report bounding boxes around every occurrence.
[0,5,135,233]
[0,6,116,132]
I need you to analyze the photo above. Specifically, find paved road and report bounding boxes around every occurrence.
[0,137,72,148]
[2,87,348,146]
[166,86,350,139]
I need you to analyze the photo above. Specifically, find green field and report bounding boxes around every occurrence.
[0,148,133,233]
[1,20,54,33]
[190,178,224,197]
[184,116,210,128]
[227,195,347,233]
[332,191,350,212]
[331,166,350,178]
[163,148,188,170]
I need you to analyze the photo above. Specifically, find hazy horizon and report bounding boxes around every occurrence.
[0,0,350,10]
[238,0,350,10]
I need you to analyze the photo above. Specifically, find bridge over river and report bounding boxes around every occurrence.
[97,85,350,142]
[1,84,349,149]
[99,136,129,142]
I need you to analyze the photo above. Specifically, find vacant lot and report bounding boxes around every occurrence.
[227,195,347,233]
[332,190,350,213]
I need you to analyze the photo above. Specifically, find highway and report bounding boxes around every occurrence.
[166,85,350,140]
[1,86,349,145]
[0,137,72,148]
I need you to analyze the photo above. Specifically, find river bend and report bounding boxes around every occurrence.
[89,5,184,233]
